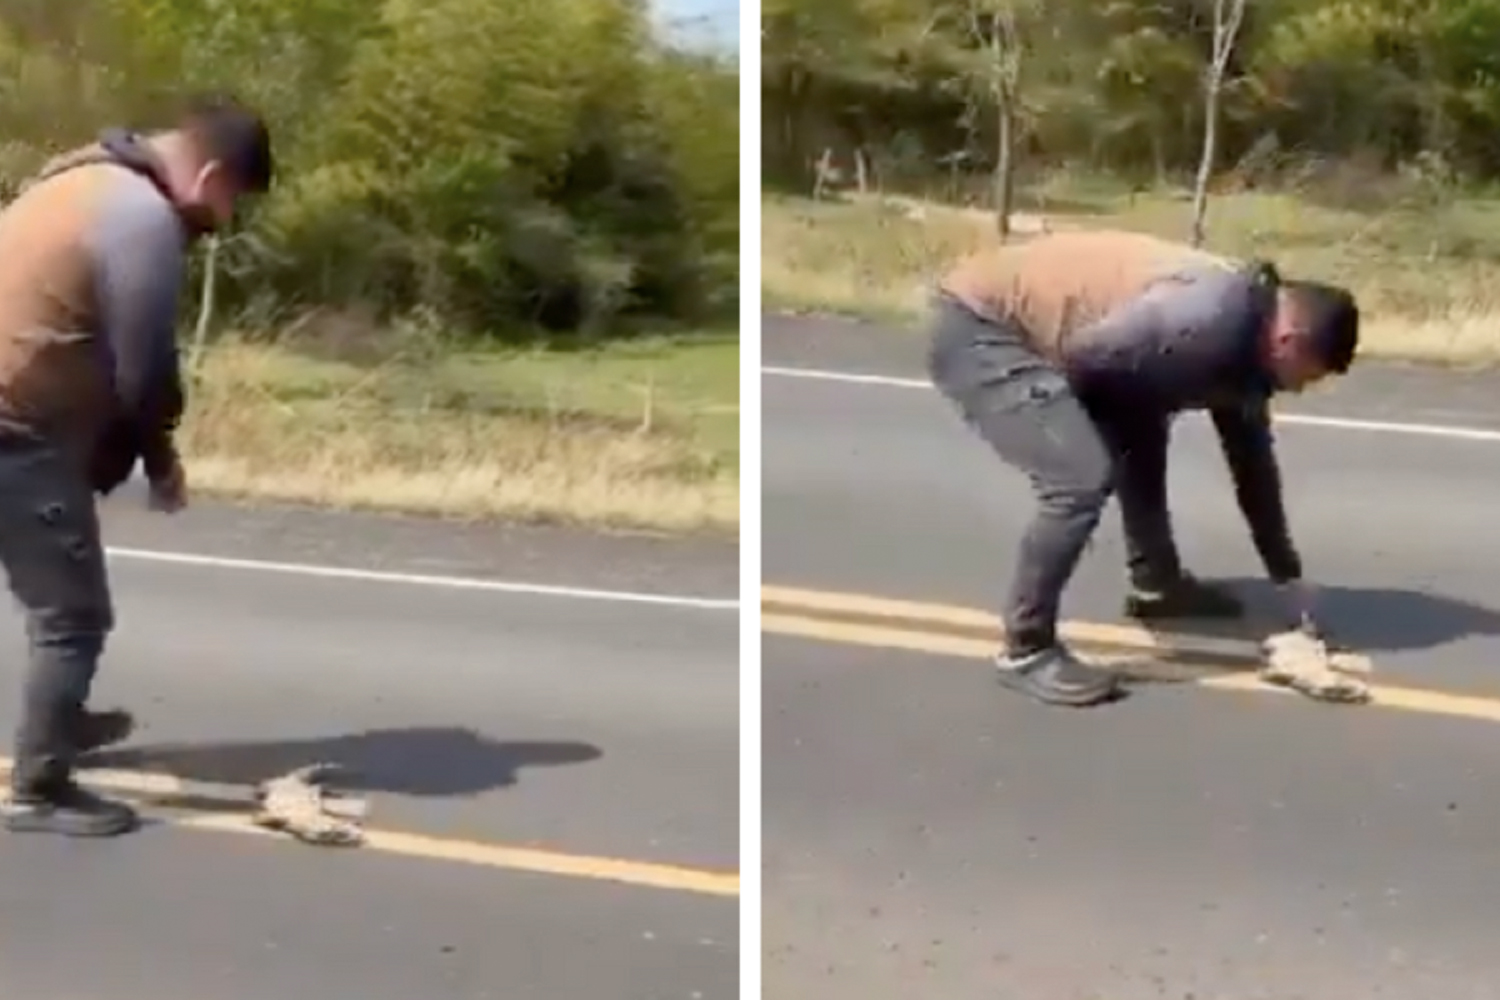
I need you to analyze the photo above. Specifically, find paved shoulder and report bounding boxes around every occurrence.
[100,493,739,601]
[764,312,930,381]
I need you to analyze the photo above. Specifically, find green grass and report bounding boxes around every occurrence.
[241,331,739,460]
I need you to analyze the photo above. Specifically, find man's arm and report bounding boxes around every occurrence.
[1209,399,1302,583]
[91,177,186,482]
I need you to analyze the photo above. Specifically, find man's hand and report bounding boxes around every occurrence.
[147,453,187,513]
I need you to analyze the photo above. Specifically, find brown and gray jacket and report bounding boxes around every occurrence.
[0,129,188,483]
[938,229,1278,412]
[938,228,1300,582]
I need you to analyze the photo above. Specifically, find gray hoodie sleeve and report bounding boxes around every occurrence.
[89,172,186,475]
[1210,400,1301,582]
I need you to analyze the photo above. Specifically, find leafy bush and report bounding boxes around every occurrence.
[0,0,739,343]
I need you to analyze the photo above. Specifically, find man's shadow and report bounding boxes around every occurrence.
[1170,578,1500,655]
[83,726,602,798]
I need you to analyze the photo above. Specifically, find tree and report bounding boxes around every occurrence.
[968,0,1026,239]
[922,0,1034,238]
[1189,0,1249,247]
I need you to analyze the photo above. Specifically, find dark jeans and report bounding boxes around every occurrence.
[926,295,1183,653]
[0,436,113,793]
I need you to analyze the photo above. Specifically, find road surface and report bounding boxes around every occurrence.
[763,313,1500,999]
[0,500,740,999]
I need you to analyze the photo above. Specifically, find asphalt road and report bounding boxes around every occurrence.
[763,314,1500,999]
[0,499,740,1000]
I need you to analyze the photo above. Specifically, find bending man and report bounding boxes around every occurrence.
[928,229,1359,708]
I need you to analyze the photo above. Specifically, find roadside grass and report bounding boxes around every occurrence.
[177,320,739,535]
[762,184,1500,364]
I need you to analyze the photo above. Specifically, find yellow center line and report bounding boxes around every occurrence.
[762,587,1500,726]
[762,584,1251,660]
[1,757,739,899]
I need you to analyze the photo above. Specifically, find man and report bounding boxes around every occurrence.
[0,95,273,836]
[928,229,1359,708]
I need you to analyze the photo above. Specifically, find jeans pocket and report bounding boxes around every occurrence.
[967,355,1071,416]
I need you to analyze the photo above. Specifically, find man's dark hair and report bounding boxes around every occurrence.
[1285,279,1359,374]
[179,92,273,194]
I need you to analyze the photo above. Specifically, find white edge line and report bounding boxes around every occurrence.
[762,365,1500,443]
[104,546,739,612]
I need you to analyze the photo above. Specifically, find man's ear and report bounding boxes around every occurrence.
[191,159,226,196]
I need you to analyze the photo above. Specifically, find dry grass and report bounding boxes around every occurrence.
[762,186,1500,364]
[175,327,739,534]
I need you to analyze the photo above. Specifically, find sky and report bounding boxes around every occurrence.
[653,0,739,50]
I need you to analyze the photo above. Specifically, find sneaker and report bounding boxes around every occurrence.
[993,646,1122,707]
[1,779,139,837]
[1124,574,1244,621]
[70,708,134,756]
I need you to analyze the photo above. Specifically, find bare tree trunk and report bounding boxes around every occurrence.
[995,98,1014,241]
[990,5,1022,242]
[1189,0,1247,248]
[1190,78,1222,248]
[812,147,834,199]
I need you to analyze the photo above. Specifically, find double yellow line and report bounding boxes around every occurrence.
[761,584,1500,725]
[7,757,739,898]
